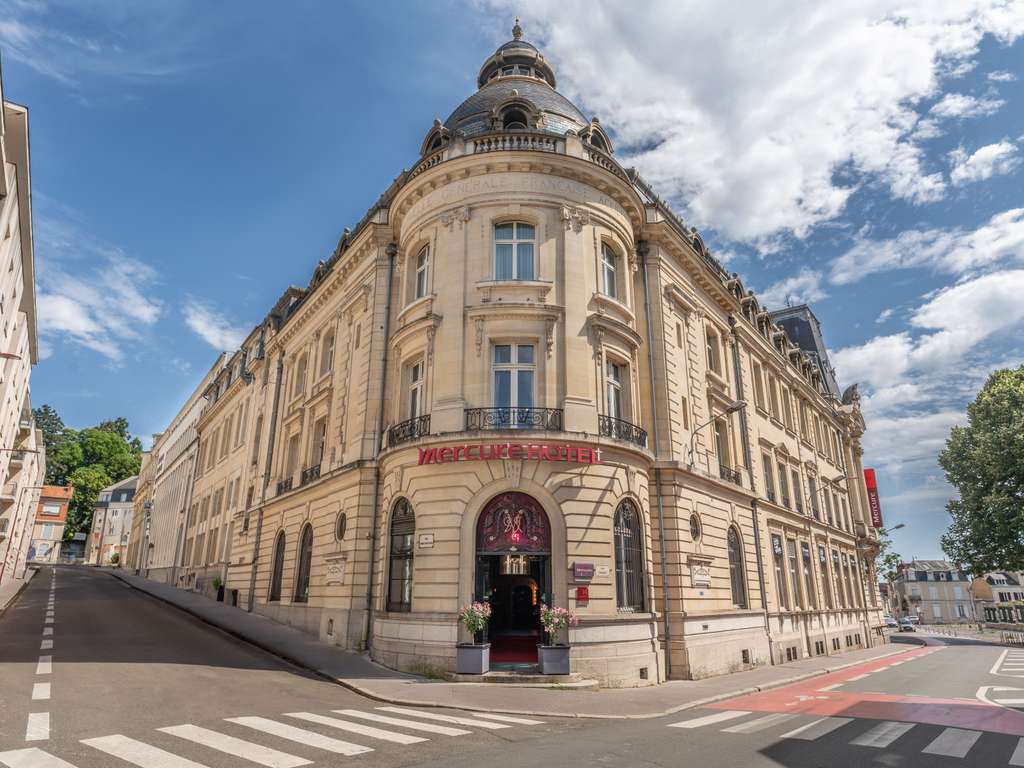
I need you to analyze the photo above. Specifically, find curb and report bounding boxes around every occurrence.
[0,566,37,617]
[104,569,914,720]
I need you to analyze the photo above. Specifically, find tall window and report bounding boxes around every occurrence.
[792,470,804,514]
[824,487,835,526]
[840,496,850,531]
[714,418,731,468]
[762,453,776,503]
[319,330,335,376]
[269,532,285,602]
[285,434,300,478]
[782,387,794,429]
[778,462,790,508]
[606,361,624,421]
[772,534,788,610]
[768,376,780,419]
[414,246,429,299]
[808,476,820,519]
[387,499,415,612]
[706,329,721,375]
[613,499,644,612]
[832,550,846,607]
[293,353,308,398]
[820,545,833,608]
[236,401,249,446]
[752,362,766,410]
[408,360,424,419]
[494,222,535,280]
[294,524,314,603]
[787,539,801,609]
[801,542,816,608]
[601,242,619,298]
[728,527,747,609]
[493,343,534,424]
[311,417,327,467]
[251,415,263,466]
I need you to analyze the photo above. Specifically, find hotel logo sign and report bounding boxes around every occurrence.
[418,442,604,466]
[864,468,884,528]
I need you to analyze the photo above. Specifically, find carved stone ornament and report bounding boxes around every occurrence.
[426,326,436,363]
[475,317,485,357]
[561,205,590,233]
[504,459,523,488]
[545,317,556,358]
[440,205,472,231]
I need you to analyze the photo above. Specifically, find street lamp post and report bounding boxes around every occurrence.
[687,400,747,469]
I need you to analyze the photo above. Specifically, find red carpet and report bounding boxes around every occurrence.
[490,634,539,663]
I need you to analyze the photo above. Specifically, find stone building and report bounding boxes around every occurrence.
[87,476,137,565]
[28,486,72,564]
[892,559,973,623]
[150,24,885,685]
[972,572,1024,625]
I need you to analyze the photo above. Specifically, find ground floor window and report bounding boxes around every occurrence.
[387,499,415,612]
[294,523,314,603]
[729,527,748,609]
[613,499,644,612]
[269,532,285,602]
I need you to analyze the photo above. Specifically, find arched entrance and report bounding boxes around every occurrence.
[475,492,551,666]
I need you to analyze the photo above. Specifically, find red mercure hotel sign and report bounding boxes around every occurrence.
[418,442,603,466]
[864,468,884,528]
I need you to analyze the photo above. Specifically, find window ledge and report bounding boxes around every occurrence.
[589,291,634,324]
[706,368,729,392]
[397,294,435,325]
[476,280,553,303]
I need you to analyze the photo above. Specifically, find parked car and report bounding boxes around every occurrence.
[906,615,920,624]
[899,619,915,632]
[884,616,898,628]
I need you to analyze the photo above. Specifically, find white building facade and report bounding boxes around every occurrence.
[87,476,137,565]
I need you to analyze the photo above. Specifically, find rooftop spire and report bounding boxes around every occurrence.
[512,17,523,40]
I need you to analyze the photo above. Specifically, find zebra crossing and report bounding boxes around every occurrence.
[0,707,545,768]
[666,708,1024,764]
[994,649,1024,679]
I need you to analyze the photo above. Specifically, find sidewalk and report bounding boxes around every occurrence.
[107,568,911,719]
[0,566,37,615]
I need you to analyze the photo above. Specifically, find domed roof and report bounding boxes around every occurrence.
[443,77,589,138]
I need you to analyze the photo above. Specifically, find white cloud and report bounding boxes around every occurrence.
[949,140,1021,184]
[486,1,1024,245]
[183,300,247,352]
[875,308,895,324]
[861,410,963,472]
[929,92,1005,118]
[833,333,914,390]
[830,207,1024,284]
[757,269,828,309]
[987,70,1017,81]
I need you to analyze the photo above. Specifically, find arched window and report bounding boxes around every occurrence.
[613,499,645,612]
[294,523,314,603]
[590,132,608,152]
[268,531,285,602]
[728,527,748,609]
[428,133,444,152]
[502,108,528,130]
[414,246,429,300]
[387,499,415,612]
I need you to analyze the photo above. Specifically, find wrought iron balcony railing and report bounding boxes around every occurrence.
[300,464,321,486]
[388,414,431,447]
[598,415,648,448]
[465,407,563,431]
[276,477,293,495]
[719,464,743,486]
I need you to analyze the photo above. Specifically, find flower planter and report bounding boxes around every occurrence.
[537,644,570,675]
[456,643,491,675]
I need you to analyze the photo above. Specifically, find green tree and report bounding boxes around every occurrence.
[46,429,82,486]
[940,365,1024,573]
[65,464,113,541]
[876,530,902,582]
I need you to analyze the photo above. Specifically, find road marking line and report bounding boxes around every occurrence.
[332,710,470,736]
[25,713,49,741]
[818,683,843,691]
[888,660,906,665]
[284,713,427,745]
[31,683,50,701]
[42,627,53,636]
[994,698,1024,705]
[44,618,53,624]
[376,707,510,730]
[721,713,797,733]
[781,717,853,741]
[468,712,545,725]
[921,727,981,758]
[668,710,751,729]
[225,717,372,756]
[846,674,870,681]
[36,656,52,675]
[158,724,311,768]
[849,721,915,748]
[1010,737,1024,766]
[0,747,78,767]
[83,734,209,767]
[992,649,1011,675]
[39,640,52,650]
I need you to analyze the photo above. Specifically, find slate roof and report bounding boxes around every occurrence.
[444,77,588,138]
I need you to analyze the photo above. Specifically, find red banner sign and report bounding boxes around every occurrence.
[864,468,883,528]
[418,442,603,466]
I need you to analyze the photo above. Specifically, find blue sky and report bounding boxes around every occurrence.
[3,1,1022,563]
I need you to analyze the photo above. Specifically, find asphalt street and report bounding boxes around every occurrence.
[2,565,1023,767]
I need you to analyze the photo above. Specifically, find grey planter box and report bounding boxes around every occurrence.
[537,644,570,675]
[456,643,490,674]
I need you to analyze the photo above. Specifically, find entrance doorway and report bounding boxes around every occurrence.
[474,492,551,667]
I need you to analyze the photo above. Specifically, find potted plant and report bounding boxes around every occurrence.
[537,604,579,675]
[456,601,492,674]
[212,576,225,602]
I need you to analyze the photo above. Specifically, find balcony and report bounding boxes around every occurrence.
[276,477,293,495]
[465,407,563,431]
[18,416,32,436]
[719,464,743,486]
[300,464,321,486]
[388,414,431,447]
[598,415,648,448]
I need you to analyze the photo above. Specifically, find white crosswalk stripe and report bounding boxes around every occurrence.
[668,710,751,729]
[469,712,545,725]
[225,716,373,756]
[780,717,853,741]
[0,748,78,768]
[25,713,49,742]
[82,735,210,767]
[284,712,428,745]
[1010,737,1024,766]
[332,710,471,737]
[158,724,312,768]
[848,720,915,748]
[375,706,511,730]
[721,713,797,734]
[921,727,981,758]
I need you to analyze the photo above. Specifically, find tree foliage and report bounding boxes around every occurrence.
[876,530,902,583]
[32,404,144,538]
[940,366,1024,574]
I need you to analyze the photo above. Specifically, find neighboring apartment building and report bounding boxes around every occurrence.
[143,24,885,685]
[27,486,72,564]
[893,560,973,623]
[125,452,153,573]
[0,63,45,588]
[87,475,137,565]
[973,572,1024,625]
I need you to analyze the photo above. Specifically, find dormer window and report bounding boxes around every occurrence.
[502,108,529,130]
[590,133,608,152]
[428,135,444,152]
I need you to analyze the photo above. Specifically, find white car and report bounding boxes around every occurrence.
[884,616,898,628]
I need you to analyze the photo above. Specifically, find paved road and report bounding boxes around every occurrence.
[3,566,1024,767]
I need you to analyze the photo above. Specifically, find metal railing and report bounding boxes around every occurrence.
[598,415,648,448]
[719,464,743,486]
[8,450,26,463]
[388,414,431,447]
[300,464,321,486]
[465,407,563,431]
[276,477,293,495]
